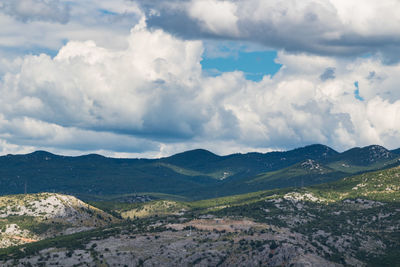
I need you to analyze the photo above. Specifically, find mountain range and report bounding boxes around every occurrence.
[0,144,399,200]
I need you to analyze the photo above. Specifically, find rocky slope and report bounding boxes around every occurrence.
[0,193,118,248]
[0,219,340,267]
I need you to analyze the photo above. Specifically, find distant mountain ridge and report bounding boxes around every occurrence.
[391,148,400,154]
[0,144,399,200]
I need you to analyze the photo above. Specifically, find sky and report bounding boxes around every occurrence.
[0,0,400,157]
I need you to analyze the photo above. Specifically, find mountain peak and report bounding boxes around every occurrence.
[363,145,393,160]
[303,144,332,149]
[167,149,219,159]
[162,149,221,167]
[364,144,390,151]
[288,144,339,159]
[340,145,395,165]
[391,148,400,155]
[26,151,58,160]
[77,153,107,160]
[29,150,55,156]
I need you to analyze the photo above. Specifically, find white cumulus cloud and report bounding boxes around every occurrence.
[188,0,239,36]
[0,18,400,156]
[144,0,400,60]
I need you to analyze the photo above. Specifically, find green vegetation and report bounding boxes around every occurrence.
[186,188,288,210]
[94,166,400,222]
[326,157,400,174]
[308,166,400,202]
[88,201,143,216]
[245,160,347,189]
[190,166,400,211]
[121,200,189,219]
[158,163,229,180]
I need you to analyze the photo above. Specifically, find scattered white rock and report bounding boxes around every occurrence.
[283,192,325,203]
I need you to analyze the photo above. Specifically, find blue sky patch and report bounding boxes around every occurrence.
[201,50,282,81]
[99,9,118,16]
[354,81,364,101]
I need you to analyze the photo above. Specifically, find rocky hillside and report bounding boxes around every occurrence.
[0,193,118,248]
[0,218,340,267]
[0,167,399,266]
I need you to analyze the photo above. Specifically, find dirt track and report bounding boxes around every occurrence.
[8,235,37,243]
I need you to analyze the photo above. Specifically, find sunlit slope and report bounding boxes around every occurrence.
[310,165,400,202]
[244,159,347,188]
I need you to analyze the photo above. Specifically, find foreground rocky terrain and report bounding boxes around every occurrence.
[0,167,399,266]
[1,219,339,266]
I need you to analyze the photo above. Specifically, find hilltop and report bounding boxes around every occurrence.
[0,193,118,248]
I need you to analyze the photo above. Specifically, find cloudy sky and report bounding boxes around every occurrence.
[0,0,400,157]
